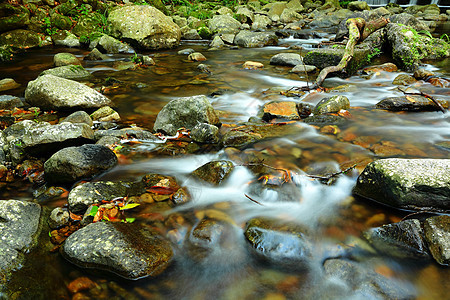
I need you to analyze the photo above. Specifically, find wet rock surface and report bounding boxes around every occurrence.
[192,160,234,185]
[44,144,118,184]
[353,159,450,212]
[233,30,278,48]
[423,215,450,265]
[25,75,112,110]
[68,180,142,213]
[62,222,173,280]
[0,200,41,282]
[153,95,219,135]
[314,95,350,115]
[270,53,302,66]
[40,65,92,80]
[244,217,312,268]
[375,96,449,112]
[363,219,430,260]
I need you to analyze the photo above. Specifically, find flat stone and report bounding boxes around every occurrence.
[260,101,300,120]
[270,53,302,66]
[376,96,448,112]
[0,78,20,92]
[353,158,450,212]
[62,222,173,280]
[290,64,317,73]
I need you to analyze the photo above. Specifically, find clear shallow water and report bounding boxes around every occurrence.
[1,34,450,299]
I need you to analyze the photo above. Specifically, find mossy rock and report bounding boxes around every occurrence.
[197,26,213,39]
[50,14,73,30]
[72,13,105,37]
[0,45,12,61]
[0,29,43,50]
[0,4,30,34]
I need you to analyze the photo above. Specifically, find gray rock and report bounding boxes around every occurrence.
[375,96,448,112]
[68,180,142,213]
[347,1,370,11]
[53,52,80,67]
[321,258,416,299]
[280,8,302,23]
[235,6,254,23]
[208,15,242,34]
[39,65,92,81]
[84,48,109,61]
[20,122,94,156]
[423,215,450,265]
[52,30,80,48]
[191,123,219,143]
[233,30,278,48]
[244,217,311,268]
[0,200,41,281]
[0,78,20,92]
[270,53,302,66]
[220,33,235,44]
[192,160,234,185]
[63,111,93,126]
[290,64,316,73]
[44,144,118,184]
[178,48,195,55]
[222,130,260,149]
[0,95,23,110]
[62,222,173,280]
[108,5,181,50]
[314,95,350,115]
[389,13,430,32]
[251,14,272,30]
[183,28,201,40]
[209,35,225,48]
[94,128,159,141]
[303,114,348,125]
[96,34,133,54]
[25,75,112,110]
[48,207,69,229]
[363,219,430,260]
[153,95,219,135]
[353,158,450,212]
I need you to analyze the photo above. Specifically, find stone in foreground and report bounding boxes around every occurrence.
[44,144,118,183]
[363,219,430,260]
[423,215,450,266]
[62,222,173,280]
[25,75,112,110]
[353,159,450,212]
[0,200,41,283]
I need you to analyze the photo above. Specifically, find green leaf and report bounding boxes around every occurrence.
[48,231,52,237]
[120,203,140,210]
[89,206,99,216]
[125,218,136,223]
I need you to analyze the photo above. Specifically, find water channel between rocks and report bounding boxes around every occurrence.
[1,32,450,299]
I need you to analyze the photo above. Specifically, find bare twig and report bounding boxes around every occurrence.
[244,194,264,206]
[400,210,437,222]
[240,162,357,181]
[299,54,310,91]
[398,87,446,113]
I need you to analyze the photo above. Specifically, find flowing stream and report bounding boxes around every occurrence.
[1,31,450,299]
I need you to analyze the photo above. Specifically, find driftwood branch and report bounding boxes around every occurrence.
[309,17,389,89]
[398,87,446,113]
[240,162,356,182]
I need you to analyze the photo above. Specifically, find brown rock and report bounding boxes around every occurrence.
[67,277,97,294]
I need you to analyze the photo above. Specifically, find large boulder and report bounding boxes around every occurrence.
[25,75,112,110]
[153,95,219,135]
[62,222,173,280]
[108,5,181,49]
[44,144,118,183]
[386,23,450,71]
[0,29,42,50]
[0,200,41,284]
[353,159,450,212]
[208,15,242,34]
[270,53,302,66]
[0,4,29,34]
[233,30,278,48]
